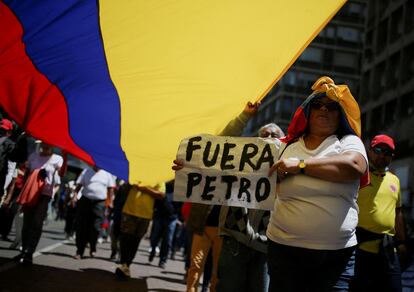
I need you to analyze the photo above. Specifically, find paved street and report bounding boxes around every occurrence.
[1,218,414,291]
[0,219,187,292]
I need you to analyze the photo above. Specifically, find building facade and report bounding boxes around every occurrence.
[359,0,414,229]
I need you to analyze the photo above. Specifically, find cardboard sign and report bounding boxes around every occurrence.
[174,134,278,210]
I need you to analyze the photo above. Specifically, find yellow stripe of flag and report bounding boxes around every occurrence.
[99,0,346,185]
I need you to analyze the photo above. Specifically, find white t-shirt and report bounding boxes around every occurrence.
[266,135,368,250]
[76,168,115,200]
[3,161,17,191]
[28,152,64,197]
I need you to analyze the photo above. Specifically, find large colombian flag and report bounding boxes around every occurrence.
[0,1,346,185]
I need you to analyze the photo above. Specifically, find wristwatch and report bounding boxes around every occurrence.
[298,159,306,174]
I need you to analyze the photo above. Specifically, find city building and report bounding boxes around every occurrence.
[358,0,414,228]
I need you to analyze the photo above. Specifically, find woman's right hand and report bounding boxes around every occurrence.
[172,159,184,171]
[269,158,300,180]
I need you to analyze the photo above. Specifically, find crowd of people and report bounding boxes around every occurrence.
[0,75,410,292]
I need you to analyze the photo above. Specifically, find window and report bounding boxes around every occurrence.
[370,106,383,133]
[333,51,359,68]
[361,113,367,133]
[283,72,296,86]
[264,104,272,120]
[256,110,264,125]
[373,62,386,96]
[385,99,397,123]
[400,92,414,118]
[379,0,390,16]
[390,8,403,42]
[337,27,360,43]
[326,27,335,39]
[402,42,414,84]
[346,79,358,96]
[386,53,400,88]
[281,97,293,120]
[319,25,336,40]
[360,71,371,105]
[368,0,376,26]
[376,20,388,53]
[366,30,373,46]
[295,72,319,91]
[274,99,281,113]
[335,1,364,24]
[348,3,363,15]
[300,47,323,63]
[323,49,334,66]
[406,0,414,32]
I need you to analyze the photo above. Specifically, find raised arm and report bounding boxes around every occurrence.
[172,102,259,172]
[138,185,165,200]
[219,102,259,136]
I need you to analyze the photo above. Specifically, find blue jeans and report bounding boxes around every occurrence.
[216,236,269,292]
[150,217,177,264]
[267,240,355,292]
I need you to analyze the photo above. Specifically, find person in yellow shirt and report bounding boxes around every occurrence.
[115,183,165,278]
[353,134,406,292]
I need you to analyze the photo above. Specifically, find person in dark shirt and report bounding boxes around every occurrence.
[0,119,17,199]
[0,118,27,241]
[109,180,130,260]
[148,180,182,268]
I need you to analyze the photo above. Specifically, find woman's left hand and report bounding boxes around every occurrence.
[243,101,261,115]
[269,159,300,180]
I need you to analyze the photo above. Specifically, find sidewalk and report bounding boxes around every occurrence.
[0,220,187,292]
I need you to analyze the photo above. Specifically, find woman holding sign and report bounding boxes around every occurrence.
[266,76,368,291]
[173,102,262,292]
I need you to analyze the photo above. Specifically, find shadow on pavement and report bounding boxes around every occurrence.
[41,229,65,236]
[149,275,186,286]
[132,261,153,267]
[43,236,66,241]
[161,270,185,277]
[87,255,114,262]
[41,252,117,263]
[40,251,76,259]
[0,246,14,251]
[0,257,148,292]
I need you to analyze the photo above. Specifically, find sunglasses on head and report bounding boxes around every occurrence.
[371,147,394,157]
[310,100,341,112]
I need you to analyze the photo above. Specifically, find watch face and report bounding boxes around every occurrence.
[299,161,306,168]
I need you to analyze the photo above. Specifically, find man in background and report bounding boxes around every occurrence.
[353,134,407,292]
